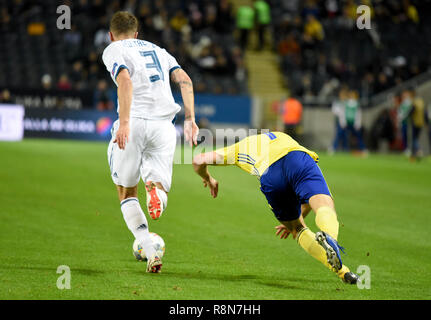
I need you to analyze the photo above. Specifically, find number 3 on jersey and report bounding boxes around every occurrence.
[140,50,164,82]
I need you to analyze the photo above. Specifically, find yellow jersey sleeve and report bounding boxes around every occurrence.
[213,132,319,177]
[214,143,238,165]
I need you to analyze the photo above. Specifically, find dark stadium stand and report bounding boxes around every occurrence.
[269,0,431,100]
[0,0,248,97]
[1,0,431,105]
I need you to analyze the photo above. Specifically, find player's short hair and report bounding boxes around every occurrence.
[110,11,138,36]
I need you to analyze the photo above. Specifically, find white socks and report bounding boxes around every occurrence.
[120,197,156,259]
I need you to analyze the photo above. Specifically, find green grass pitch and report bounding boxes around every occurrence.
[0,138,430,300]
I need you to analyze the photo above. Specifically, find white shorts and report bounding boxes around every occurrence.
[107,118,177,191]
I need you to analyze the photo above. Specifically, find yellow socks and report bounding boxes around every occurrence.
[337,265,351,279]
[297,227,351,279]
[315,206,339,240]
[297,228,333,271]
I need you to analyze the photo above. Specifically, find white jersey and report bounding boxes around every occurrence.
[102,39,182,120]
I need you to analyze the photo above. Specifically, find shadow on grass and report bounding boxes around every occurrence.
[151,270,334,291]
[0,265,105,276]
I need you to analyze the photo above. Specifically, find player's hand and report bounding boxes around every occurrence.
[275,225,291,239]
[184,119,199,147]
[203,176,218,198]
[114,123,130,150]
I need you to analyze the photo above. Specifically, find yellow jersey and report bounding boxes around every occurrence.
[412,97,426,128]
[214,132,319,177]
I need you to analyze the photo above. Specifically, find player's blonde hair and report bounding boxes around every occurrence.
[110,11,138,36]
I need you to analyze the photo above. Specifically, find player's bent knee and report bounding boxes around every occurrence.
[309,194,335,211]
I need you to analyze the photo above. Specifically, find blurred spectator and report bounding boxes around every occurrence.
[170,10,188,32]
[330,87,348,153]
[360,72,376,99]
[236,5,255,50]
[204,3,217,30]
[41,74,52,90]
[304,14,324,42]
[123,0,137,14]
[196,42,217,70]
[344,90,366,152]
[281,94,303,141]
[215,0,234,34]
[410,89,426,159]
[137,3,156,41]
[325,0,339,18]
[188,3,204,32]
[254,0,271,50]
[369,108,396,152]
[390,93,404,151]
[57,74,72,91]
[64,24,83,61]
[398,89,413,152]
[70,61,85,89]
[375,72,391,93]
[278,32,300,57]
[302,0,320,17]
[404,0,419,24]
[63,24,82,46]
[0,89,12,104]
[94,80,114,111]
[231,46,247,82]
[94,19,111,52]
[87,63,101,87]
[0,6,11,31]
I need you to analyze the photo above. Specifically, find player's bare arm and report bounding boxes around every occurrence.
[275,204,311,239]
[115,68,133,150]
[192,151,222,198]
[171,68,199,146]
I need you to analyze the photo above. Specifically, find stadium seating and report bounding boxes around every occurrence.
[0,0,248,96]
[269,0,431,100]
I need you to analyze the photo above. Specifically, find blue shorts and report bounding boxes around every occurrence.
[260,151,331,221]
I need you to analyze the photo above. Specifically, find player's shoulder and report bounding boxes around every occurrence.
[254,131,286,141]
[272,131,287,138]
[102,41,122,60]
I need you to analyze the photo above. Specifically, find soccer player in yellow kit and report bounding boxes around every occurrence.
[192,131,358,284]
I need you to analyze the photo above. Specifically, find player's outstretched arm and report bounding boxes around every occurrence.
[192,152,223,198]
[171,68,199,146]
[115,68,133,150]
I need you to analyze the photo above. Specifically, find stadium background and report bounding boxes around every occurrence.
[0,0,430,153]
[0,0,431,300]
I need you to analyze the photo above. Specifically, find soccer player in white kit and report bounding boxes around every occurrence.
[102,12,199,273]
